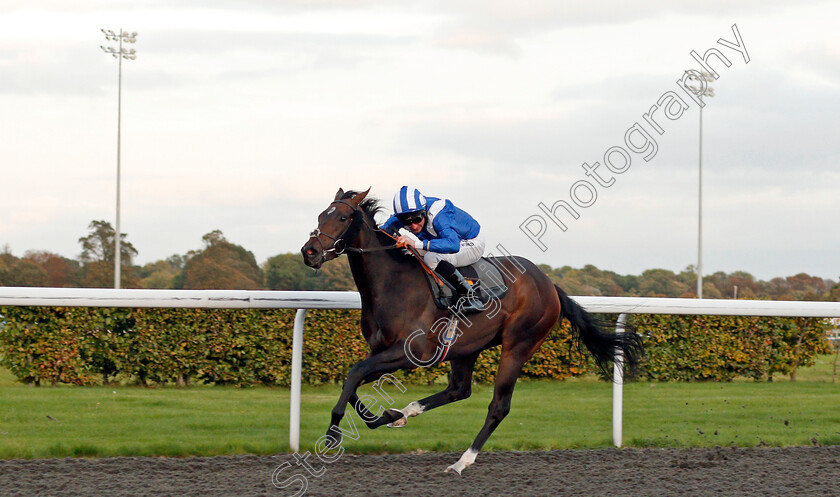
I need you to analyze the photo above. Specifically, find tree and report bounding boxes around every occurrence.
[179,230,263,289]
[827,281,840,302]
[541,264,626,296]
[264,252,356,291]
[721,271,757,299]
[264,253,311,290]
[776,273,832,301]
[78,220,137,264]
[638,269,689,297]
[137,255,184,289]
[23,251,80,287]
[705,270,729,298]
[310,257,355,290]
[77,220,139,288]
[0,248,47,287]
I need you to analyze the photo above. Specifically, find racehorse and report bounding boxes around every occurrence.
[301,188,644,474]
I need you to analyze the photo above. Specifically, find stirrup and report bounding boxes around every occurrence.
[449,270,485,313]
[454,286,484,313]
[456,297,484,314]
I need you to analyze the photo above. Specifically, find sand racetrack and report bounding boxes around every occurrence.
[1,446,839,496]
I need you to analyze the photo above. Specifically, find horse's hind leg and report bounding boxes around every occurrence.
[345,373,411,429]
[385,353,479,428]
[445,346,533,475]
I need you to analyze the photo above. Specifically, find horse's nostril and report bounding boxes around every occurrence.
[305,247,317,256]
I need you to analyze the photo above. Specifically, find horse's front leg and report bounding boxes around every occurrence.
[325,346,412,447]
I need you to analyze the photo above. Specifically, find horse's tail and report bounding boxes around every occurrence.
[555,285,644,378]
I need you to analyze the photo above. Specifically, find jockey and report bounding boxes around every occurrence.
[380,186,486,312]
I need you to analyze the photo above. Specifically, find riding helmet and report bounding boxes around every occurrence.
[393,186,427,215]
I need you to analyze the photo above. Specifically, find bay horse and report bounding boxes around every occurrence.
[300,188,644,474]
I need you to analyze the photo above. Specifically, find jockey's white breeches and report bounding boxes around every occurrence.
[419,232,486,270]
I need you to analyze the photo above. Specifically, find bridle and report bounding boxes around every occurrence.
[307,199,397,265]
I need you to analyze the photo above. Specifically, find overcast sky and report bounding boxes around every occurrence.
[1,0,838,282]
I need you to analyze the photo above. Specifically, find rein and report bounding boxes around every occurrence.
[377,230,448,288]
[309,200,447,287]
[343,245,396,254]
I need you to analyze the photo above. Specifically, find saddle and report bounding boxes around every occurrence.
[425,257,509,312]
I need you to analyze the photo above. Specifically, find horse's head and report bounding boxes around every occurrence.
[301,187,370,268]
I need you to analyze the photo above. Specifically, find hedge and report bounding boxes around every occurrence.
[0,307,831,386]
[633,314,833,381]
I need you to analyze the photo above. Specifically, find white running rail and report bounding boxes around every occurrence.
[1,288,839,450]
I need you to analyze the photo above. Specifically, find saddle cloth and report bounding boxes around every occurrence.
[425,257,509,311]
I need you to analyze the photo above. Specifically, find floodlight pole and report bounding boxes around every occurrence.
[686,71,714,299]
[115,33,123,290]
[101,29,137,289]
[698,103,704,298]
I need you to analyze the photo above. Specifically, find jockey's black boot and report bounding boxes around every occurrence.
[450,269,485,313]
[436,261,484,314]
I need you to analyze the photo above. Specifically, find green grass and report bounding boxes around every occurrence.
[0,355,838,459]
[0,367,16,388]
[791,352,839,382]
[624,381,840,448]
[0,384,291,459]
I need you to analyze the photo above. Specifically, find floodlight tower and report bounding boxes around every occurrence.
[686,70,715,299]
[100,29,137,289]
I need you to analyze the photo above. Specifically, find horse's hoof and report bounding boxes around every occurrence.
[445,448,477,475]
[325,426,343,448]
[387,418,407,428]
[386,408,407,428]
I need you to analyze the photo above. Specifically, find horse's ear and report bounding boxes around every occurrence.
[334,188,345,201]
[349,188,370,205]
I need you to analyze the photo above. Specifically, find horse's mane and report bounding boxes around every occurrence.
[341,190,386,222]
[341,190,408,257]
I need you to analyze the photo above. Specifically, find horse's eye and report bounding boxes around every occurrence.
[340,216,348,222]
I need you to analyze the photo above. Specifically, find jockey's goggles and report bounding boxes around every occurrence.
[398,212,425,226]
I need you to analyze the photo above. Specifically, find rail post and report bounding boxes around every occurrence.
[613,313,627,447]
[290,308,307,452]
